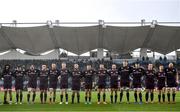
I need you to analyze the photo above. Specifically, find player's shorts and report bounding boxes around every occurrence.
[4,83,12,89]
[28,82,37,89]
[120,81,130,87]
[85,83,92,89]
[157,84,165,90]
[40,83,48,90]
[49,83,57,89]
[146,84,154,89]
[110,83,118,89]
[60,84,68,89]
[98,83,106,89]
[133,83,142,88]
[15,83,23,90]
[167,82,177,88]
[72,84,80,91]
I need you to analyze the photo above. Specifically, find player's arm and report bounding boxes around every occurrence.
[176,70,179,84]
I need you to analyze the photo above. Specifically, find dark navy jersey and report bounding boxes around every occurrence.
[71,69,82,84]
[97,69,108,85]
[132,68,144,84]
[2,70,13,83]
[39,70,49,83]
[165,68,177,83]
[49,69,60,85]
[83,70,95,84]
[14,70,25,84]
[108,69,119,84]
[145,70,156,85]
[156,71,166,86]
[119,66,133,82]
[60,69,69,85]
[26,69,39,83]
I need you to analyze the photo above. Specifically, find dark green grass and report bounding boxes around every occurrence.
[0,91,180,111]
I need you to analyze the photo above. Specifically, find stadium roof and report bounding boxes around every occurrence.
[0,25,180,55]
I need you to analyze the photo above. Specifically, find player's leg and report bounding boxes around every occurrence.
[150,89,154,103]
[3,89,8,104]
[158,89,162,103]
[97,89,101,104]
[167,88,171,103]
[44,90,47,103]
[8,89,12,104]
[32,88,36,104]
[120,87,124,103]
[40,90,44,104]
[49,88,53,103]
[77,90,80,103]
[60,89,64,104]
[114,89,118,103]
[145,89,150,103]
[65,89,68,104]
[85,89,88,104]
[89,89,92,104]
[15,90,19,104]
[172,87,176,103]
[126,87,130,104]
[53,89,56,103]
[137,88,142,104]
[102,88,106,104]
[162,87,165,103]
[27,88,31,103]
[134,88,138,103]
[19,90,23,104]
[110,88,114,103]
[72,90,75,104]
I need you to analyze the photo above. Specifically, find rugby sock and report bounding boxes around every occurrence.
[85,96,87,102]
[72,94,75,104]
[77,94,80,103]
[53,92,56,102]
[172,93,176,102]
[162,94,165,102]
[167,93,170,102]
[60,94,63,102]
[150,93,154,102]
[110,95,113,103]
[16,93,19,103]
[126,92,130,102]
[115,94,117,103]
[120,92,123,102]
[134,92,137,102]
[40,92,43,103]
[145,92,149,102]
[20,93,23,103]
[65,94,68,102]
[89,96,91,102]
[97,93,100,102]
[139,92,142,102]
[103,93,106,102]
[32,93,36,102]
[27,94,30,103]
[158,94,161,102]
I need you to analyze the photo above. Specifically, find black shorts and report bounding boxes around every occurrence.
[120,81,130,87]
[98,84,106,89]
[15,83,23,90]
[133,83,142,88]
[85,83,92,89]
[60,84,68,89]
[4,83,12,89]
[167,82,177,88]
[110,83,118,89]
[40,83,48,90]
[146,84,154,89]
[72,84,80,91]
[49,83,57,89]
[157,85,165,90]
[28,82,37,89]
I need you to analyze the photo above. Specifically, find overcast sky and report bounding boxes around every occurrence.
[0,0,179,23]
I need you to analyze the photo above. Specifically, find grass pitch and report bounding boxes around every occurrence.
[0,91,180,111]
